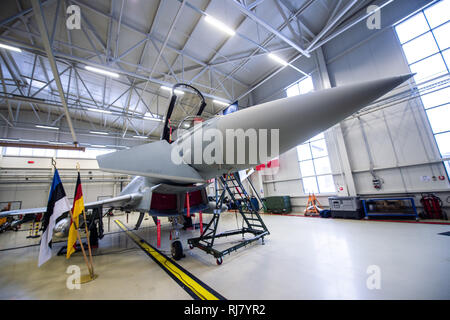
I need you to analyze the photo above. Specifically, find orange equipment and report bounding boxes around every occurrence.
[304,193,322,216]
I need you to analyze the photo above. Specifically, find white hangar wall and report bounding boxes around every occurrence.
[249,0,450,214]
[0,111,136,210]
[0,152,129,210]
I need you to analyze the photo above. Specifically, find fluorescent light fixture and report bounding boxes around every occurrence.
[144,113,163,121]
[23,139,47,143]
[268,53,288,66]
[133,135,148,139]
[90,131,109,135]
[87,108,112,114]
[85,66,119,78]
[91,144,106,148]
[30,79,48,90]
[161,86,184,95]
[213,99,230,106]
[0,138,19,142]
[204,15,235,36]
[35,125,59,130]
[49,141,67,145]
[0,43,22,52]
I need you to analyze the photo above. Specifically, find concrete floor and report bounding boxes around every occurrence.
[0,212,449,300]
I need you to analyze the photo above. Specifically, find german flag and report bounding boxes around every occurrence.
[66,172,85,259]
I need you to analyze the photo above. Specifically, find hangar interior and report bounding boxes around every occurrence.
[0,0,449,300]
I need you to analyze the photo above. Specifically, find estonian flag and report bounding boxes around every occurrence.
[38,169,71,267]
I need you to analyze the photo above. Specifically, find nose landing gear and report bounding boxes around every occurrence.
[169,216,185,260]
[171,240,184,260]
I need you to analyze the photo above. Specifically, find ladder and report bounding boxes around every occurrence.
[217,172,267,213]
[188,172,269,265]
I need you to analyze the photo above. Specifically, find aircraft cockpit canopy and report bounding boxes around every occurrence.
[161,83,207,143]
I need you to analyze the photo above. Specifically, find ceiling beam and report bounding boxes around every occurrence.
[308,0,395,52]
[0,0,54,29]
[71,0,248,88]
[0,35,230,102]
[30,0,78,145]
[229,0,311,58]
[209,0,315,96]
[306,0,359,51]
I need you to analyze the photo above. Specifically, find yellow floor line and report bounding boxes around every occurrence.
[114,219,225,300]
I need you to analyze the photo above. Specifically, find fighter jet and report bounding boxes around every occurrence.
[0,74,413,259]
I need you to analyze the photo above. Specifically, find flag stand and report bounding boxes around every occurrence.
[66,161,97,283]
[78,162,97,282]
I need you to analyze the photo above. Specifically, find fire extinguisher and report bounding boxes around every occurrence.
[420,194,443,219]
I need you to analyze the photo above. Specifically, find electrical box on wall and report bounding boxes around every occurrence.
[373,178,382,190]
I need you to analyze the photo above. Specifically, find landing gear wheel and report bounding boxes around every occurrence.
[171,240,184,260]
[216,257,223,265]
[189,243,194,249]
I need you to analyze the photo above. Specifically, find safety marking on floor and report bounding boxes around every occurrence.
[114,219,226,300]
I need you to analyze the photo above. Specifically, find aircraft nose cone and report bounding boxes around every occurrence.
[400,73,416,82]
[217,74,414,157]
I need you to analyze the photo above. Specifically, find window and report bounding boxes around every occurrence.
[297,134,336,194]
[4,147,55,157]
[3,147,115,159]
[395,0,450,176]
[56,148,116,159]
[286,77,336,194]
[286,76,314,97]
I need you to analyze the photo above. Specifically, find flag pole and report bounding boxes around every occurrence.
[65,159,95,282]
[68,206,94,280]
[52,158,93,281]
[77,162,95,278]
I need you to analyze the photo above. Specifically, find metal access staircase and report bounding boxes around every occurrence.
[187,172,269,265]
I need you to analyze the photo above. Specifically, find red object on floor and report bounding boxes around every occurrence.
[199,211,203,234]
[35,213,43,222]
[186,193,190,218]
[420,194,443,219]
[157,218,161,248]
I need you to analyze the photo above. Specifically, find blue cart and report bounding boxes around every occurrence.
[362,198,419,221]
